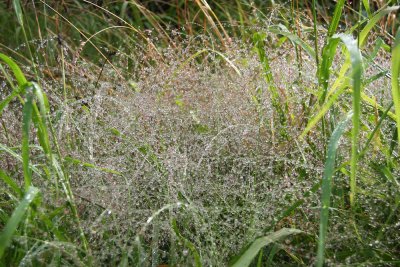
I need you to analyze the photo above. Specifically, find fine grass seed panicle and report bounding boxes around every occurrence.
[0,1,400,266]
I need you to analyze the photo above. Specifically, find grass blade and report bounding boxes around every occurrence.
[0,169,22,197]
[333,34,363,208]
[171,219,202,267]
[328,0,346,37]
[268,25,316,59]
[318,38,341,103]
[230,228,302,267]
[391,27,400,146]
[300,57,351,138]
[12,0,24,27]
[316,111,353,267]
[359,6,399,48]
[0,53,28,86]
[253,32,287,137]
[0,186,39,259]
[22,86,34,191]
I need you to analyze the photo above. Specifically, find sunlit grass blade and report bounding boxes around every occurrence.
[0,186,39,259]
[0,53,28,86]
[333,33,363,208]
[317,0,345,103]
[328,0,346,37]
[300,58,351,138]
[194,0,229,46]
[302,7,398,138]
[359,102,393,159]
[359,6,399,47]
[230,228,302,267]
[316,111,353,267]
[391,27,400,145]
[318,38,341,103]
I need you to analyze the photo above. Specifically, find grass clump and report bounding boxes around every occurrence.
[1,0,400,266]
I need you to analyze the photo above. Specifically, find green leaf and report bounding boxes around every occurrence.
[64,156,122,175]
[0,53,28,86]
[22,86,34,191]
[0,169,22,197]
[12,0,24,27]
[172,219,202,267]
[316,111,353,267]
[268,25,316,59]
[362,0,371,17]
[391,27,400,147]
[333,33,363,208]
[328,0,346,37]
[230,228,302,267]
[0,186,39,259]
[359,6,399,48]
[318,37,341,103]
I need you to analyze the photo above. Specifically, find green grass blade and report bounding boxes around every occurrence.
[311,0,319,67]
[268,25,316,59]
[362,0,371,17]
[300,60,351,139]
[359,102,393,159]
[171,219,202,267]
[22,87,34,191]
[328,0,346,37]
[0,53,28,86]
[253,32,287,136]
[0,169,22,197]
[318,38,341,103]
[317,0,344,103]
[316,111,353,267]
[391,27,400,146]
[12,0,24,27]
[230,228,302,267]
[0,91,20,116]
[0,144,43,176]
[0,186,39,259]
[333,33,363,208]
[359,6,399,48]
[31,82,51,157]
[64,156,123,175]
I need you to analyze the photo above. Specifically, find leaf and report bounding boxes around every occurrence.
[64,156,123,176]
[359,6,399,48]
[268,25,316,59]
[333,33,363,208]
[0,53,28,86]
[230,228,302,267]
[22,86,34,191]
[0,169,22,197]
[172,219,202,267]
[0,186,39,259]
[328,0,346,37]
[12,0,24,27]
[391,27,400,146]
[316,111,353,267]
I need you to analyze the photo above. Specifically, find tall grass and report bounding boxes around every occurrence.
[1,0,400,266]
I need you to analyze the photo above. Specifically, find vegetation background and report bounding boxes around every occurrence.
[0,0,400,266]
